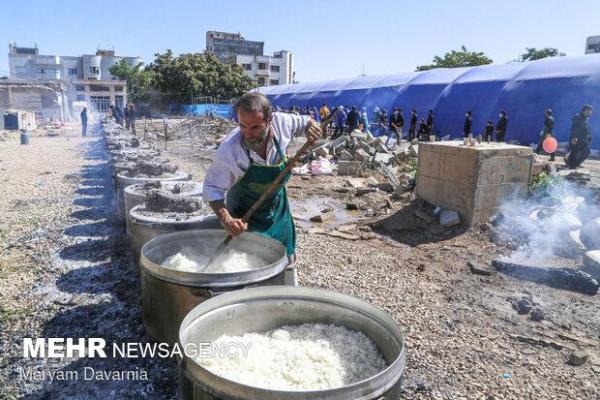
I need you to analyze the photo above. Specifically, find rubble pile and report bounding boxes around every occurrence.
[179,114,238,138]
[296,130,418,195]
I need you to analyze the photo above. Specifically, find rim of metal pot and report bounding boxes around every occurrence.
[116,170,190,182]
[140,229,288,287]
[129,204,213,225]
[124,181,203,198]
[179,286,406,400]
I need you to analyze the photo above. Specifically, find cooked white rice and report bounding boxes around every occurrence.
[195,323,388,390]
[162,249,264,273]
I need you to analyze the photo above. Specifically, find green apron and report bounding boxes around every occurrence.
[226,134,296,256]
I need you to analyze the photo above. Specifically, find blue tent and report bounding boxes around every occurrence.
[256,54,600,148]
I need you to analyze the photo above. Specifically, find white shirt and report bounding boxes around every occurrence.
[203,112,310,202]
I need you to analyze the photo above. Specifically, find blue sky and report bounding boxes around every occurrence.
[1,0,599,82]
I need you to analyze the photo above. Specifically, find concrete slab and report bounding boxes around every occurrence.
[416,142,533,226]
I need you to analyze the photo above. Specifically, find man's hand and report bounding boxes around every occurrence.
[210,201,248,237]
[571,137,578,145]
[305,118,322,144]
[218,208,248,237]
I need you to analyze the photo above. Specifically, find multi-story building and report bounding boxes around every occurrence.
[8,43,142,117]
[206,31,294,86]
[585,36,600,54]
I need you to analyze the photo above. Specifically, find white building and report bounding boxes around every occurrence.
[206,31,295,86]
[585,36,600,54]
[8,43,142,117]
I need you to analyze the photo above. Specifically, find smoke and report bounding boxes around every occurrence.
[493,178,600,265]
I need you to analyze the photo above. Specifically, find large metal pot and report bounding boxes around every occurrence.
[140,230,289,344]
[124,181,203,234]
[115,170,190,224]
[129,204,217,268]
[178,286,406,400]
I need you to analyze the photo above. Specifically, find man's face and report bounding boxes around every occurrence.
[238,109,270,145]
[584,109,593,118]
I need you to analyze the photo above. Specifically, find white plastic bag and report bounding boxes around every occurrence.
[310,157,333,175]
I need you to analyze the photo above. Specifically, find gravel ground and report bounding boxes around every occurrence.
[1,121,599,399]
[0,125,177,399]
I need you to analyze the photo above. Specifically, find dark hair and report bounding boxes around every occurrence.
[234,92,272,121]
[582,104,593,112]
[545,108,553,115]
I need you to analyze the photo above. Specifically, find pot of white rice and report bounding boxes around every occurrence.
[140,230,290,345]
[178,286,405,400]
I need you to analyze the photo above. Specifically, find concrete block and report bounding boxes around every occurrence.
[440,210,461,227]
[346,178,364,188]
[338,150,354,160]
[418,148,442,179]
[337,161,363,176]
[374,152,394,165]
[409,144,419,157]
[350,131,368,142]
[416,142,533,227]
[310,210,335,222]
[353,148,370,162]
[314,146,329,158]
[361,143,376,156]
[375,142,389,153]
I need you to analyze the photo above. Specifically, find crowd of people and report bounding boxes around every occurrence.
[274,104,593,169]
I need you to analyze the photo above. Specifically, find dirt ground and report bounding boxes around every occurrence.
[1,122,599,399]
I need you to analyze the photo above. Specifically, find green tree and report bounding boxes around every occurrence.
[109,59,153,103]
[416,45,493,71]
[516,47,565,62]
[146,50,255,103]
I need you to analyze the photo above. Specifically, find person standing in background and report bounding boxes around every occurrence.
[484,120,494,142]
[495,111,508,142]
[80,107,88,137]
[565,105,593,169]
[408,109,417,142]
[536,109,555,161]
[426,110,434,138]
[128,103,137,135]
[386,107,403,148]
[359,107,369,133]
[463,111,473,137]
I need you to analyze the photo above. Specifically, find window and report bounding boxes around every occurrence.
[89,66,99,75]
[258,63,267,70]
[114,86,123,92]
[257,77,266,85]
[269,79,279,85]
[76,95,85,101]
[75,85,86,91]
[38,68,45,74]
[242,63,252,71]
[68,68,78,75]
[270,65,280,72]
[90,96,110,112]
